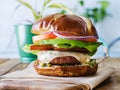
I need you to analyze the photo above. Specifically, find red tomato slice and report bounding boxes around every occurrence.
[33,33,57,42]
[30,45,54,50]
[82,38,97,42]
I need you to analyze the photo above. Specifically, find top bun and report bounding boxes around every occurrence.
[32,13,98,38]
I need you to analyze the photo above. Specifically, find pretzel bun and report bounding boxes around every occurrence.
[32,13,98,38]
[34,60,98,77]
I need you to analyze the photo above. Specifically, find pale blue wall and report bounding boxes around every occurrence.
[0,0,120,58]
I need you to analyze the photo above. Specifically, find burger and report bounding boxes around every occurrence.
[24,13,102,77]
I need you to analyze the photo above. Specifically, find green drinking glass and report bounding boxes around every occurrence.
[15,24,37,63]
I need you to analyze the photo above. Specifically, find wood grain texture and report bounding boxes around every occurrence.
[0,59,20,76]
[94,58,120,90]
[9,63,29,73]
[0,58,9,64]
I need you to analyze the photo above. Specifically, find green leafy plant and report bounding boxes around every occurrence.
[16,0,73,22]
[15,0,110,24]
[17,0,51,21]
[48,3,74,14]
[78,0,110,23]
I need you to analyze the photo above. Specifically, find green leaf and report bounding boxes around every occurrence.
[17,0,39,20]
[49,3,74,14]
[82,0,110,23]
[43,0,52,7]
[11,4,21,17]
[37,38,102,56]
[40,0,52,18]
[99,0,110,9]
[79,0,84,6]
[60,10,67,14]
[23,44,39,55]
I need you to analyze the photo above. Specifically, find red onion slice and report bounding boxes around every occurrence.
[53,31,97,40]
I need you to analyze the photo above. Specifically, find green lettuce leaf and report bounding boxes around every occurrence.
[23,44,39,55]
[36,38,102,55]
[24,38,102,56]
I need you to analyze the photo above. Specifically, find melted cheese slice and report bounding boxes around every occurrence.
[37,51,90,64]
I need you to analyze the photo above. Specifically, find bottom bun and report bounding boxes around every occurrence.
[33,61,98,77]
